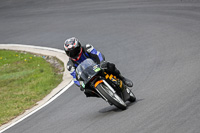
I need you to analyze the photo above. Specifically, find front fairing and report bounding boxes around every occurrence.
[76,59,101,86]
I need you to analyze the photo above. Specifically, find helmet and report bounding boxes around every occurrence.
[64,37,82,61]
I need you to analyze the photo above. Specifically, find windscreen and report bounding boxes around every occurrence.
[76,59,99,83]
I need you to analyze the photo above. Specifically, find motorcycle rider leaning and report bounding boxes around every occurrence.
[64,37,133,97]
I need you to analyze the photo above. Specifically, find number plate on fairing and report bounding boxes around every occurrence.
[93,65,101,72]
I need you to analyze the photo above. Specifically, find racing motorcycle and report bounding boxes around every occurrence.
[76,59,136,110]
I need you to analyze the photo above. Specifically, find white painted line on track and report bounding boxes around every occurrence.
[0,81,74,133]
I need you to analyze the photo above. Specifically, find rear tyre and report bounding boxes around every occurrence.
[96,83,127,110]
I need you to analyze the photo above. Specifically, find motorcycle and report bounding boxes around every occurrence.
[76,58,136,110]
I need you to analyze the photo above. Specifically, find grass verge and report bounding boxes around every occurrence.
[0,50,63,126]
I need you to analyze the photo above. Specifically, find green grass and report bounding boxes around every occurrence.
[0,50,63,126]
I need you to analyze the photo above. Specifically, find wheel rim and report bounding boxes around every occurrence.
[101,84,126,106]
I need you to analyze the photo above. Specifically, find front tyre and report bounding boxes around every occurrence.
[96,82,127,110]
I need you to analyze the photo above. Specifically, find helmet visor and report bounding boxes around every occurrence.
[66,45,81,59]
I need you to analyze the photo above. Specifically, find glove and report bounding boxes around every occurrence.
[80,86,84,91]
[79,81,85,91]
[100,61,108,70]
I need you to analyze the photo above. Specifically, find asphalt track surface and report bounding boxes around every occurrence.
[1,0,200,133]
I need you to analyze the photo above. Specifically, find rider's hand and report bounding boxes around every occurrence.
[80,86,84,91]
[100,61,108,70]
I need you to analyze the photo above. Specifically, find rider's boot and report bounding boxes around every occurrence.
[118,74,133,87]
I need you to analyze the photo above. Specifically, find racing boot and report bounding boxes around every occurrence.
[118,74,133,87]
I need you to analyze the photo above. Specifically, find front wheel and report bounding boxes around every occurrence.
[96,81,127,110]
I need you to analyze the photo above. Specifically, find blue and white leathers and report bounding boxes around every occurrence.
[67,44,105,87]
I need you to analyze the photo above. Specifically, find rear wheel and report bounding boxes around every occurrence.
[96,82,127,110]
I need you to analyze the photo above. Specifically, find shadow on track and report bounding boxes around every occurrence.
[98,99,144,113]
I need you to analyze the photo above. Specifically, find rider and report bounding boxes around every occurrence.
[64,37,133,97]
